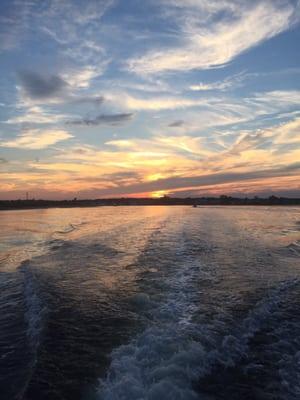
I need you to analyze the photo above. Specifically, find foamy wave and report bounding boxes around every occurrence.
[286,241,300,255]
[54,223,77,234]
[96,277,299,400]
[96,240,206,399]
[21,265,46,352]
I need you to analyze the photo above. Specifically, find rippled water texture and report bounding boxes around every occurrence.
[0,206,299,400]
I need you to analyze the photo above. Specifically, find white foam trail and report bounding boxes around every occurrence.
[95,231,213,400]
[96,263,299,400]
[22,266,46,354]
[97,249,205,400]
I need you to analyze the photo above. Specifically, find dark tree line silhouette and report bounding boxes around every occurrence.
[0,195,299,210]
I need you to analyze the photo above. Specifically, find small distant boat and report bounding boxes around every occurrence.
[192,204,198,208]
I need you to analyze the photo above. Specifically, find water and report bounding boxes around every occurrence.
[0,206,299,400]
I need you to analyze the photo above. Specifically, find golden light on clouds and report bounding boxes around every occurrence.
[1,115,300,199]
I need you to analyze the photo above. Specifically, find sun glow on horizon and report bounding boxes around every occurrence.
[150,190,169,199]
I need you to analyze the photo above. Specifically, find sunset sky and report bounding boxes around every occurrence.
[0,0,300,199]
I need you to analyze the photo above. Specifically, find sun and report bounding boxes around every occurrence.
[150,190,168,198]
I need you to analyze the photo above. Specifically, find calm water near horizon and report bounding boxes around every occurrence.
[0,206,300,400]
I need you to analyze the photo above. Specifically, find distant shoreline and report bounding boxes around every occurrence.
[1,196,299,211]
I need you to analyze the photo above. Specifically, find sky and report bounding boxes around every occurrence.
[0,0,300,200]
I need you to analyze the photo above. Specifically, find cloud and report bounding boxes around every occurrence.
[38,1,114,66]
[168,120,185,127]
[1,129,73,149]
[190,68,300,92]
[16,67,107,110]
[128,1,297,75]
[107,92,205,111]
[106,90,300,132]
[106,135,212,160]
[5,97,105,127]
[0,0,33,52]
[68,95,105,106]
[43,164,298,198]
[0,0,114,54]
[5,106,67,124]
[189,72,248,91]
[168,178,300,198]
[1,1,300,200]
[18,71,68,99]
[106,117,300,173]
[230,117,300,155]
[274,118,300,145]
[62,65,106,89]
[1,116,299,198]
[42,0,114,29]
[93,164,300,197]
[66,113,133,126]
[251,90,300,110]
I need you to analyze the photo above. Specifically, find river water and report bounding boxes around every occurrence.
[0,206,299,400]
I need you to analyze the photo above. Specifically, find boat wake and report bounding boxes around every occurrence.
[97,271,300,400]
[21,263,47,353]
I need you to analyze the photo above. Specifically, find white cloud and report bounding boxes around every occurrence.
[105,116,300,167]
[128,1,297,75]
[189,72,248,91]
[1,129,73,149]
[107,93,205,111]
[273,118,300,145]
[228,117,300,156]
[251,90,300,109]
[42,0,114,27]
[62,65,105,89]
[5,106,66,124]
[106,90,300,132]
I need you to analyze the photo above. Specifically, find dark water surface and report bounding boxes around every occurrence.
[0,206,299,400]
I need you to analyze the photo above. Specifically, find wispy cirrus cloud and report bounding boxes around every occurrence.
[43,0,114,27]
[128,1,298,75]
[228,117,300,157]
[106,135,216,160]
[5,106,67,124]
[61,65,107,89]
[0,0,33,52]
[38,0,114,67]
[0,0,114,58]
[107,90,300,130]
[107,92,206,111]
[105,116,300,178]
[0,129,73,149]
[189,72,248,91]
